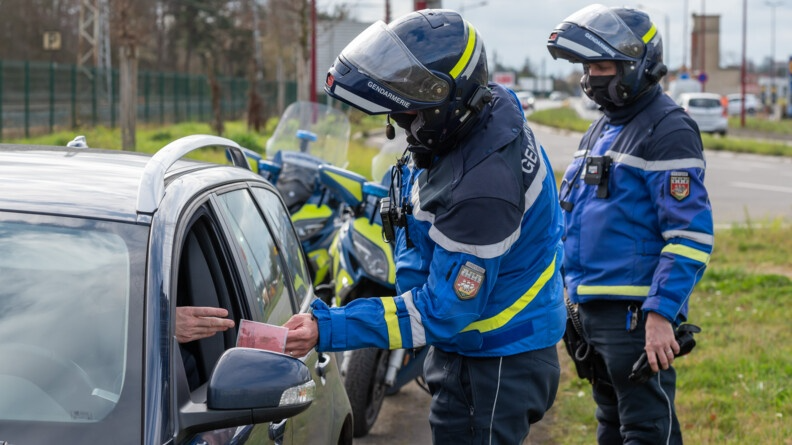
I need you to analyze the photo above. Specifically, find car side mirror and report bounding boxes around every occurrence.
[178,347,315,439]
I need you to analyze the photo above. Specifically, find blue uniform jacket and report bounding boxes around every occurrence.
[311,84,566,356]
[560,86,714,324]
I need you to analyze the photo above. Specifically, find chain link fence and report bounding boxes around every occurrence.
[0,59,297,140]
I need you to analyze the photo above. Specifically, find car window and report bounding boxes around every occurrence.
[216,189,295,325]
[0,220,132,422]
[251,187,311,302]
[176,211,241,390]
[688,98,721,108]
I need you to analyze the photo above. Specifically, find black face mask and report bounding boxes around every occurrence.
[587,75,617,109]
[390,113,416,130]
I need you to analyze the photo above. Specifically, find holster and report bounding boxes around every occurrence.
[562,316,595,382]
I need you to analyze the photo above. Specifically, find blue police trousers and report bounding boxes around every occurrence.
[424,345,560,445]
[578,300,683,445]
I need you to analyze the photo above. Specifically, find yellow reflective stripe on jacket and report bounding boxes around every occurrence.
[662,243,711,265]
[449,22,476,79]
[380,297,402,349]
[576,285,651,297]
[461,254,556,334]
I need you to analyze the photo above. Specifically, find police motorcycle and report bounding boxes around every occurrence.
[253,101,351,295]
[318,133,428,438]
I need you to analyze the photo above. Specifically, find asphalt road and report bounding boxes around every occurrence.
[532,112,792,226]
[354,101,792,445]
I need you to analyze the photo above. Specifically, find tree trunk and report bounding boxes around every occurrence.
[119,44,138,151]
[206,58,224,136]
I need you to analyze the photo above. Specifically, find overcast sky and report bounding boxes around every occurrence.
[318,0,792,77]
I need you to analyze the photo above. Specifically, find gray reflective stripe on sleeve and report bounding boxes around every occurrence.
[332,85,391,114]
[411,167,520,258]
[662,229,714,246]
[523,150,547,212]
[573,149,588,158]
[412,187,434,223]
[607,151,706,171]
[413,149,546,259]
[401,291,426,348]
[427,224,520,259]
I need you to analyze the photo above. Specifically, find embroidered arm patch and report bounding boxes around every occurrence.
[454,261,486,300]
[670,171,691,201]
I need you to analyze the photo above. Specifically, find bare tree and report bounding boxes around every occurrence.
[111,0,148,150]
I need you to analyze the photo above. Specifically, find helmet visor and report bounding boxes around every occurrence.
[563,4,646,58]
[340,21,450,104]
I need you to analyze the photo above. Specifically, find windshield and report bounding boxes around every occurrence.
[371,131,408,184]
[265,101,351,167]
[0,217,136,424]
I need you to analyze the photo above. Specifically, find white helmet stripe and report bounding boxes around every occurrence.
[333,85,391,114]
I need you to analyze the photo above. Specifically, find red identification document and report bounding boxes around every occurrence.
[236,319,288,353]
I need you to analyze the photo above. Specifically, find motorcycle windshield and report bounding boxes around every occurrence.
[265,101,350,168]
[371,131,408,184]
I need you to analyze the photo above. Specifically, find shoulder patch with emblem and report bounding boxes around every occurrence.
[454,261,485,300]
[669,171,691,201]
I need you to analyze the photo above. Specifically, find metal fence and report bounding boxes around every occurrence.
[0,59,298,140]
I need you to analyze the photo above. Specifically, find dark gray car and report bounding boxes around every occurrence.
[0,136,353,444]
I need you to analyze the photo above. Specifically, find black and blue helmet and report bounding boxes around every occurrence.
[324,9,489,150]
[547,4,667,106]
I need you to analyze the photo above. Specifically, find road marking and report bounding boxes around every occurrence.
[732,182,792,194]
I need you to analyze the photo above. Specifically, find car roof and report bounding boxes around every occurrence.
[679,92,722,100]
[0,142,253,222]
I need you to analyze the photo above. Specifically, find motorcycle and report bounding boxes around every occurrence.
[253,101,351,296]
[318,133,428,438]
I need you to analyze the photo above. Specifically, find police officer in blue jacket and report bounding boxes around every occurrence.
[547,5,714,444]
[285,9,566,444]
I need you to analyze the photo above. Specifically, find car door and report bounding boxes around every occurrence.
[214,185,346,444]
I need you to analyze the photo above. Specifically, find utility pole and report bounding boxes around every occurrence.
[766,0,783,111]
[77,0,112,124]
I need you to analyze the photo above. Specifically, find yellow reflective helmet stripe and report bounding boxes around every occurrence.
[662,244,711,265]
[576,285,651,297]
[449,22,477,79]
[642,24,657,44]
[461,254,556,334]
[380,297,402,349]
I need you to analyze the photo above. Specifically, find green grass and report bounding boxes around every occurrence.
[6,112,790,444]
[528,107,792,157]
[548,222,792,444]
[3,119,383,177]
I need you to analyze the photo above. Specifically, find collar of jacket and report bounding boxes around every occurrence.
[603,84,663,125]
[439,83,526,171]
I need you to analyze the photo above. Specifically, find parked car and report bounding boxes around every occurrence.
[0,136,353,444]
[725,93,760,116]
[549,91,569,101]
[515,90,535,111]
[676,92,728,136]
